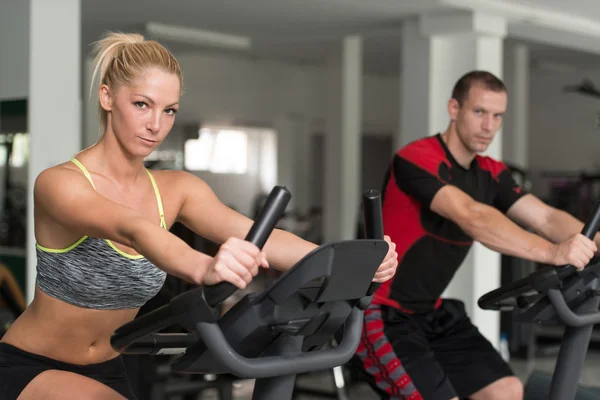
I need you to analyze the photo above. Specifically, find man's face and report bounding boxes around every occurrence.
[448,84,507,154]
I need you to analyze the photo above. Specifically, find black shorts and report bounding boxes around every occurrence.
[353,299,514,400]
[0,342,137,399]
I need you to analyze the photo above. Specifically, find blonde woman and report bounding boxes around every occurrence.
[0,32,398,400]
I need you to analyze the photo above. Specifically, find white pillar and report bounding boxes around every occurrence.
[398,12,507,348]
[292,114,312,215]
[83,57,100,149]
[273,113,311,230]
[285,67,313,216]
[0,0,30,101]
[0,0,29,303]
[503,44,530,170]
[274,116,297,211]
[323,36,362,242]
[27,0,82,303]
[397,19,430,150]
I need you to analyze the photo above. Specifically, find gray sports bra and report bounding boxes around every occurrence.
[35,158,167,310]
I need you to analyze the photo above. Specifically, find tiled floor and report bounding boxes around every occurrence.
[189,350,600,399]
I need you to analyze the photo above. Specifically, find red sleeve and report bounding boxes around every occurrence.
[476,156,528,213]
[393,137,451,207]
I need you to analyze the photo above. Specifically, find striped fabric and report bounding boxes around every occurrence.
[35,158,168,310]
[36,237,167,310]
[355,306,423,400]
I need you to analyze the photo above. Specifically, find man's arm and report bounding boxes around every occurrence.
[392,148,556,263]
[506,194,582,242]
[391,144,595,269]
[431,187,555,264]
[392,149,557,263]
[430,186,596,269]
[506,194,600,249]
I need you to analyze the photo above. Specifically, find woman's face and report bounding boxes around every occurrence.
[101,67,181,158]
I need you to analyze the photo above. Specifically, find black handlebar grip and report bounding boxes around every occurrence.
[363,190,385,296]
[581,201,600,239]
[363,190,385,240]
[557,200,600,280]
[203,186,291,307]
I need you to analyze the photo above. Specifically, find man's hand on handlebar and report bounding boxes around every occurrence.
[372,236,398,283]
[202,237,269,289]
[551,233,598,270]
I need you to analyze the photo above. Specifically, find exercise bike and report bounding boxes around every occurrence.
[479,200,600,400]
[111,185,390,400]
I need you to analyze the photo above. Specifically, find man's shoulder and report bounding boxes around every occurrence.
[395,135,448,175]
[474,155,509,178]
[397,135,443,158]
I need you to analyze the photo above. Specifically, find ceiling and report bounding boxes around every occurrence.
[81,0,442,41]
[499,0,600,21]
[80,0,600,77]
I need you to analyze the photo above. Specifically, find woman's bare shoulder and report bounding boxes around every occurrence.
[148,169,209,189]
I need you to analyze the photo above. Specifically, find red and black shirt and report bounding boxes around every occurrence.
[374,133,527,313]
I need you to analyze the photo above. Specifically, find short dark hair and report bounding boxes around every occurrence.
[451,70,506,106]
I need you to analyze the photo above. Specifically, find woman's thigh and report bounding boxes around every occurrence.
[18,369,127,400]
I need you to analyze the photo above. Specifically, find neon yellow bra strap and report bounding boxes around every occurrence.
[145,170,166,230]
[70,158,97,190]
[70,158,166,230]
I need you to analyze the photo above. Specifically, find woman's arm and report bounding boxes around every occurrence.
[34,167,262,288]
[175,171,398,281]
[174,171,314,271]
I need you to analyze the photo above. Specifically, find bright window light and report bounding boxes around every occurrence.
[185,128,248,173]
[0,133,29,167]
[11,133,29,167]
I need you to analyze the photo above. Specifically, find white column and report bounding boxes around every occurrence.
[272,113,311,232]
[27,0,82,303]
[503,44,530,169]
[292,114,312,215]
[273,116,297,213]
[0,0,29,101]
[398,12,507,348]
[285,67,313,216]
[323,37,362,242]
[397,19,431,150]
[83,57,101,149]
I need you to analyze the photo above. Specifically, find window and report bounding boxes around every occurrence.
[185,127,248,173]
[257,130,277,192]
[0,133,30,167]
[144,149,184,169]
[10,133,29,167]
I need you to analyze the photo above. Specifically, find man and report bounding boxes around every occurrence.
[354,70,598,400]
